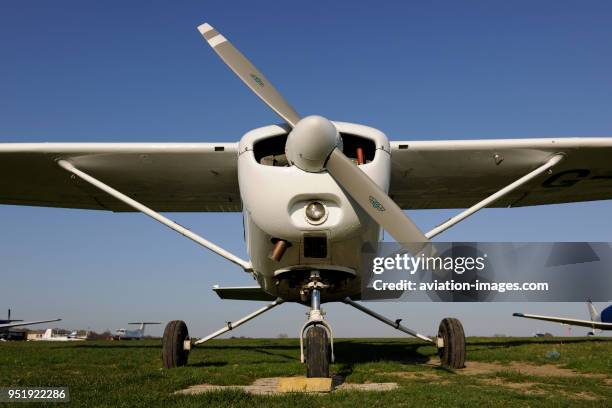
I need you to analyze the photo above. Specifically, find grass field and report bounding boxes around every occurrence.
[1,337,610,407]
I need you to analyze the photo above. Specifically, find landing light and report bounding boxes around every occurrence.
[305,201,327,225]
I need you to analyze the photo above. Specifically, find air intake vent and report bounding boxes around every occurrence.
[304,236,327,258]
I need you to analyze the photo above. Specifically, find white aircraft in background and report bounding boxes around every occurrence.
[2,22,612,377]
[514,301,612,334]
[35,328,88,342]
[0,309,61,340]
[113,322,160,340]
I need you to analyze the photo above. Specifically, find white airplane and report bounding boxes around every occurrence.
[1,22,612,377]
[114,322,160,340]
[37,328,88,341]
[514,301,612,334]
[0,309,61,340]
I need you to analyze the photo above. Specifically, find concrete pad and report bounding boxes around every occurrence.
[176,378,279,396]
[336,382,398,392]
[277,377,333,393]
[175,376,398,395]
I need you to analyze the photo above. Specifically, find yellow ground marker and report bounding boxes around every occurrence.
[277,377,333,393]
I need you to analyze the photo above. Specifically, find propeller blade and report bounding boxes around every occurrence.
[326,148,429,248]
[197,23,301,127]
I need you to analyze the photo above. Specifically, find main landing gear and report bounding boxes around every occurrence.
[162,320,190,368]
[342,298,466,369]
[161,281,466,374]
[162,299,285,369]
[437,317,466,369]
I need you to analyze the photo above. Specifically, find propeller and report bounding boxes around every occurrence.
[197,23,300,127]
[197,23,429,248]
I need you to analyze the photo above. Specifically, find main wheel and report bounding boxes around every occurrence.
[162,320,190,368]
[437,317,466,369]
[305,325,330,378]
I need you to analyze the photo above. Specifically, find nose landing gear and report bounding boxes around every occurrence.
[299,271,334,378]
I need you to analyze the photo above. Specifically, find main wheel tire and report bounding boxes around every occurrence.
[305,325,330,378]
[162,320,189,369]
[438,317,466,369]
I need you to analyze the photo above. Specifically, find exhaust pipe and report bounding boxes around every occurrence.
[270,239,290,262]
[356,147,365,165]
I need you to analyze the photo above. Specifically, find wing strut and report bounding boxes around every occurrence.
[193,298,284,345]
[425,154,565,239]
[57,160,252,272]
[343,297,433,343]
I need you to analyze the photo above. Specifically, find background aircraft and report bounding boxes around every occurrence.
[514,301,612,334]
[36,328,88,341]
[113,322,160,340]
[0,309,61,341]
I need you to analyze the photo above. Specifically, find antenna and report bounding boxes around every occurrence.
[6,309,22,323]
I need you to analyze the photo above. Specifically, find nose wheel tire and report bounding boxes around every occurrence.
[437,317,466,369]
[162,320,190,368]
[305,325,330,378]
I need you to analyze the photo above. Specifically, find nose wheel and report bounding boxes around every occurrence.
[305,325,330,378]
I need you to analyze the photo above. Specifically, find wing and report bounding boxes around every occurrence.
[390,138,612,209]
[127,322,161,325]
[0,143,240,212]
[513,313,612,330]
[212,285,276,301]
[0,318,61,329]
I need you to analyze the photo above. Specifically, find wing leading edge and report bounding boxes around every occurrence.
[0,318,62,330]
[513,312,612,330]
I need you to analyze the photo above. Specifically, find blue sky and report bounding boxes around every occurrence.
[1,1,612,338]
